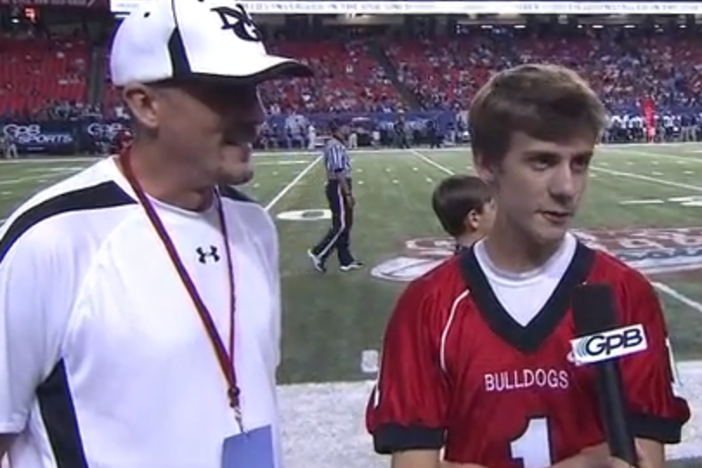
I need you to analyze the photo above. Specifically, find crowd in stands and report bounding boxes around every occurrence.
[0,30,96,121]
[384,27,702,114]
[2,26,702,120]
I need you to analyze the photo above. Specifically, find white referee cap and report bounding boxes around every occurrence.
[109,0,312,86]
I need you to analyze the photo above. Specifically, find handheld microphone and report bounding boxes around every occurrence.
[571,284,644,467]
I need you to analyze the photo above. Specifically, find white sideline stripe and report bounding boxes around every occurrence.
[264,155,322,212]
[410,149,702,320]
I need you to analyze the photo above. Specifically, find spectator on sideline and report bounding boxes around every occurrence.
[0,1,311,468]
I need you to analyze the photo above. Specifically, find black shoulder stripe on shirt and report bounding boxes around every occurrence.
[37,360,91,468]
[0,181,136,264]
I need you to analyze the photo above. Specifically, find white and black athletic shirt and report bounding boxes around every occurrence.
[0,157,282,468]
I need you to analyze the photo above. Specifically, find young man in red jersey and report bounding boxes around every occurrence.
[366,64,690,468]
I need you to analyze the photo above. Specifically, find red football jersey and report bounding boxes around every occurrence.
[366,243,690,467]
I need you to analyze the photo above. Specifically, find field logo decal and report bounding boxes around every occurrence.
[371,227,702,283]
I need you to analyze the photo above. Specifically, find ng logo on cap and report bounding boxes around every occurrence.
[211,3,262,42]
[570,324,648,365]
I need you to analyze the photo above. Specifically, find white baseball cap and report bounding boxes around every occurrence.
[109,0,312,86]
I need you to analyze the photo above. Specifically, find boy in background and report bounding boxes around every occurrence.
[431,175,495,253]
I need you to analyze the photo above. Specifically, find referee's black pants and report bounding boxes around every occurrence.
[311,179,355,265]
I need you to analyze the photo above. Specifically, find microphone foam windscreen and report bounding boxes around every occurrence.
[572,283,618,336]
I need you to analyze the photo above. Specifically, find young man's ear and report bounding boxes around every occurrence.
[465,209,480,232]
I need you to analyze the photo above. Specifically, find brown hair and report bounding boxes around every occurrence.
[431,175,492,238]
[469,63,607,164]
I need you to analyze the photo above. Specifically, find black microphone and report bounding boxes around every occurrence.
[571,284,638,467]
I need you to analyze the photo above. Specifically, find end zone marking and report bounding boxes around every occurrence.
[264,155,323,212]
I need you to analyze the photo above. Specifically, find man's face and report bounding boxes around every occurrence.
[216,142,255,185]
[476,131,595,246]
[147,80,265,185]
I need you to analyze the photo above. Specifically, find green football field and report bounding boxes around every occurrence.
[1,144,702,467]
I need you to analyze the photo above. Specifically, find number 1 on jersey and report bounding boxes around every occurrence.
[510,417,553,468]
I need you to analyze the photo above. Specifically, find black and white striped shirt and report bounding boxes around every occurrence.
[324,138,351,180]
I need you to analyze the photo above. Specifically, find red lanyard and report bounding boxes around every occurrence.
[118,151,244,432]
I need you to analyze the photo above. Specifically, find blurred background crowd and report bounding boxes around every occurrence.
[2,6,702,153]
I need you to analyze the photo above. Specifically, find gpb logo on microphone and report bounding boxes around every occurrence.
[570,324,648,365]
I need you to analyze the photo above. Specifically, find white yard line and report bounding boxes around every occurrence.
[410,149,456,175]
[410,148,702,321]
[0,174,58,186]
[653,283,702,314]
[590,165,702,191]
[606,147,702,164]
[264,155,322,212]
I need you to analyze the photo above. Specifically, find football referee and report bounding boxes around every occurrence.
[307,120,362,273]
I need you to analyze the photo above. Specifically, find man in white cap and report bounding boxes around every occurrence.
[0,1,311,467]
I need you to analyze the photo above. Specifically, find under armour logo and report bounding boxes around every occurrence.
[211,4,262,42]
[196,246,221,264]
